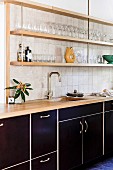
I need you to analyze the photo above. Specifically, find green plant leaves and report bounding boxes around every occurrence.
[26,87,33,90]
[24,89,29,96]
[14,89,21,99]
[5,86,17,89]
[25,83,31,87]
[13,79,20,84]
[21,91,25,102]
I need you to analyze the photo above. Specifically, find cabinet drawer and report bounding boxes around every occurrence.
[31,152,57,170]
[105,100,113,111]
[59,103,103,121]
[31,110,57,158]
[0,115,30,169]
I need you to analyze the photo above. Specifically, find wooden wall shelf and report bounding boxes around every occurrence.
[4,0,113,26]
[10,30,113,47]
[10,61,113,67]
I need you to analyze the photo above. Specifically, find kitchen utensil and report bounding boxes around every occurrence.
[66,92,84,97]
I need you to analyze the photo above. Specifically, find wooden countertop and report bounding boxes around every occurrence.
[0,96,113,119]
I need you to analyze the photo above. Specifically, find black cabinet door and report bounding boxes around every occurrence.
[105,110,113,154]
[32,152,57,170]
[31,110,57,158]
[8,162,30,170]
[59,118,82,170]
[0,115,30,169]
[83,113,103,163]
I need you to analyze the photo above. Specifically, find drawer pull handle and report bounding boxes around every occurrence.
[85,120,88,133]
[40,158,50,163]
[0,123,3,127]
[80,121,83,134]
[40,115,50,119]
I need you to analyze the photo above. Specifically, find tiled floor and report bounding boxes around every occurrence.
[86,158,113,170]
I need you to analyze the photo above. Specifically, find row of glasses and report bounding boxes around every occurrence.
[89,29,111,42]
[32,54,56,63]
[89,55,104,64]
[15,20,113,43]
[32,53,104,64]
[46,22,88,39]
[15,21,88,39]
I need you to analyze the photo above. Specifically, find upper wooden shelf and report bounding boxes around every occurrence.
[10,30,113,47]
[4,0,113,26]
[10,61,113,67]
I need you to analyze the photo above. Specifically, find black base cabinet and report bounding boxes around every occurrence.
[105,101,113,154]
[0,115,30,170]
[2,101,113,170]
[59,118,82,170]
[59,103,103,170]
[83,114,103,163]
[31,152,57,170]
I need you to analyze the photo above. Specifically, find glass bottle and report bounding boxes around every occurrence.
[25,46,32,62]
[17,44,25,62]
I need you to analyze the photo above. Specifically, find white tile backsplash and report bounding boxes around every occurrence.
[9,5,113,101]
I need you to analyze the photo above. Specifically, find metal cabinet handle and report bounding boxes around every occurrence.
[85,120,88,133]
[40,158,50,163]
[40,115,50,119]
[80,121,83,134]
[0,123,3,127]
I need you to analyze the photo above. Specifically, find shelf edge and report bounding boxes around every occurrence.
[10,61,113,67]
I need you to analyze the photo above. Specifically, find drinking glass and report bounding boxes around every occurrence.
[75,51,82,63]
[57,24,63,36]
[32,54,37,62]
[78,27,85,39]
[47,22,53,34]
[67,25,72,37]
[70,25,75,37]
[74,26,79,38]
[51,55,56,62]
[63,25,68,36]
[37,54,42,62]
[15,22,21,30]
[27,22,33,31]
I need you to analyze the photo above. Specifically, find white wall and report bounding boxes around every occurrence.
[34,0,88,14]
[0,3,5,103]
[90,0,113,21]
[54,0,88,14]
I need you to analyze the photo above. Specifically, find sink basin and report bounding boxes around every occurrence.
[47,96,88,102]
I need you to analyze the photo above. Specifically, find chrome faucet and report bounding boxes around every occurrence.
[47,72,61,100]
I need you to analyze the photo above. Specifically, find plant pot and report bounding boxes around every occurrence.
[15,96,24,104]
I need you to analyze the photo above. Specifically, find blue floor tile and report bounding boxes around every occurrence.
[87,158,113,170]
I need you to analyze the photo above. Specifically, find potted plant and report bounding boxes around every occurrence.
[5,79,33,103]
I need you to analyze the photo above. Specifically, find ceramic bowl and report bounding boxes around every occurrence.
[102,55,113,64]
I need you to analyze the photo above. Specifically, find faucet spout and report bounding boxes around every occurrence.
[47,72,61,100]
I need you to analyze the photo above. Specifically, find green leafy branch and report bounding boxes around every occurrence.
[5,79,33,102]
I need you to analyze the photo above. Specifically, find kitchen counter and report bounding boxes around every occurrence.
[0,96,113,119]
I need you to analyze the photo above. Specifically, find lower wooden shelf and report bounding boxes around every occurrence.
[10,61,113,67]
